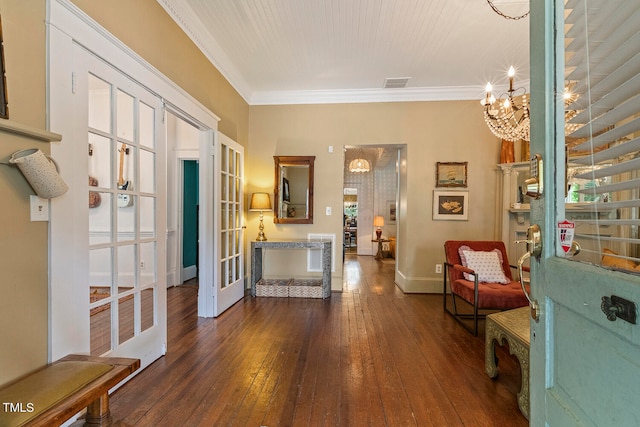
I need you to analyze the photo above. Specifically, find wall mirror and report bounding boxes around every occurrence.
[274,155,315,224]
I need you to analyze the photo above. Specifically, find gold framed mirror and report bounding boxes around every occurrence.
[274,155,315,224]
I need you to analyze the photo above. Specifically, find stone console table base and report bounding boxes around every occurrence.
[485,306,530,420]
[251,240,332,299]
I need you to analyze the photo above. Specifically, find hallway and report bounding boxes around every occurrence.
[108,255,527,426]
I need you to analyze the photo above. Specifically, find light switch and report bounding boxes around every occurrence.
[30,195,49,222]
[326,206,332,215]
[328,145,334,153]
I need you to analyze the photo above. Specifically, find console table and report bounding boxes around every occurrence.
[250,240,332,299]
[485,306,530,420]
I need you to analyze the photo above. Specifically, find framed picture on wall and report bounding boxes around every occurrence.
[433,190,468,221]
[387,200,396,223]
[436,162,467,187]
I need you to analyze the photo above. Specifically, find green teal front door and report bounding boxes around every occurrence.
[529,0,640,425]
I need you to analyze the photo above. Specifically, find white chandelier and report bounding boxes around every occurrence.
[348,157,370,173]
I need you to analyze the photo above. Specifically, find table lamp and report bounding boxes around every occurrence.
[374,215,384,240]
[250,192,272,241]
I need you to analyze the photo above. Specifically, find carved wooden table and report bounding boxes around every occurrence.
[485,306,530,420]
[371,238,390,260]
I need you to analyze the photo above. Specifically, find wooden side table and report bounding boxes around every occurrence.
[371,238,389,260]
[485,306,530,420]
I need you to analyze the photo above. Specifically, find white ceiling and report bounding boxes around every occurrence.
[158,0,530,105]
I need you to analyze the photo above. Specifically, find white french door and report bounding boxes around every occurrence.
[213,133,245,317]
[50,43,166,369]
[529,0,640,425]
[84,52,167,365]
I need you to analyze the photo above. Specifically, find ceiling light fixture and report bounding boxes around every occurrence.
[481,66,579,142]
[481,66,530,142]
[348,157,370,173]
[348,148,371,173]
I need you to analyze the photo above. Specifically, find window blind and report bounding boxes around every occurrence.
[564,0,640,271]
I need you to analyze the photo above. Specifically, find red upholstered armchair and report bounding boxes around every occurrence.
[443,240,529,335]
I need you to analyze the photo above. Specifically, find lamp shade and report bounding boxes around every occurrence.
[348,158,370,173]
[373,216,384,227]
[249,192,272,211]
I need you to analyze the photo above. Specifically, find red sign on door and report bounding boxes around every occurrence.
[558,220,575,253]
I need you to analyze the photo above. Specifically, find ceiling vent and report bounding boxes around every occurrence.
[383,77,410,89]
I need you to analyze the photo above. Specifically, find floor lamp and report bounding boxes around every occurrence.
[250,192,272,241]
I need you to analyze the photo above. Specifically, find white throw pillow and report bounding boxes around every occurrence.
[460,249,510,284]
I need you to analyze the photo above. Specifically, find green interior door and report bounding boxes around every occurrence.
[529,0,640,425]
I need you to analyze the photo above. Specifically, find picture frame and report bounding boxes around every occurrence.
[0,17,8,119]
[436,162,467,187]
[282,177,290,202]
[387,200,396,223]
[433,190,469,221]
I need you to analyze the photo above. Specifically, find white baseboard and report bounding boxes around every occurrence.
[394,269,444,293]
[182,265,197,282]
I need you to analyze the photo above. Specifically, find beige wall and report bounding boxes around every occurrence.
[0,0,249,385]
[247,101,502,291]
[0,0,49,385]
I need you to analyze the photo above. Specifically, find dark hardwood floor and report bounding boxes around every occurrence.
[109,255,528,426]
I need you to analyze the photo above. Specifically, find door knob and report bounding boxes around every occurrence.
[515,223,542,321]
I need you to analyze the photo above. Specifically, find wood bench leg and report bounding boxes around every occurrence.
[84,393,112,427]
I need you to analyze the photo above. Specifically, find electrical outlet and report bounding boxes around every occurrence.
[140,261,145,269]
[326,206,332,215]
[435,264,443,274]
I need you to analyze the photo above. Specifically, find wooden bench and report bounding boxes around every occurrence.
[0,354,140,427]
[485,306,530,420]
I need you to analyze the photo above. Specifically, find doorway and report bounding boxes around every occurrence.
[182,160,199,282]
[343,145,402,260]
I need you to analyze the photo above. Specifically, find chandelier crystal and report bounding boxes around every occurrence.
[481,66,579,142]
[481,66,530,142]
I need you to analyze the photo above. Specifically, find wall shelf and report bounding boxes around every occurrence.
[0,119,62,142]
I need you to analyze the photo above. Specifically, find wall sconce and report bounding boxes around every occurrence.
[249,192,272,241]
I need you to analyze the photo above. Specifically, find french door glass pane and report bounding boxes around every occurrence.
[140,241,156,286]
[118,294,135,344]
[141,288,154,332]
[117,197,136,242]
[88,133,112,188]
[116,89,134,141]
[139,149,156,193]
[221,230,227,259]
[88,74,111,133]
[139,102,155,149]
[90,302,111,356]
[89,193,112,245]
[117,244,136,293]
[90,247,112,297]
[139,196,156,238]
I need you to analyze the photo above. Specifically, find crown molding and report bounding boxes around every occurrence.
[157,0,253,103]
[249,85,488,105]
